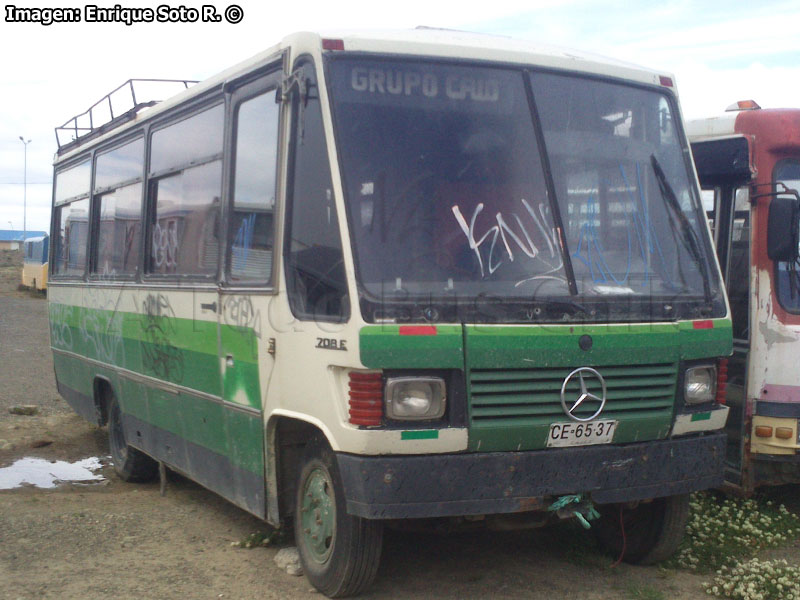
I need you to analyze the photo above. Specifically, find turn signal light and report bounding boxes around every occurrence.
[754,425,773,438]
[348,371,383,426]
[715,358,728,405]
[775,427,794,440]
[725,99,761,112]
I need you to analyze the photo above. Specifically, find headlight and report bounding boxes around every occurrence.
[684,366,717,404]
[385,377,446,420]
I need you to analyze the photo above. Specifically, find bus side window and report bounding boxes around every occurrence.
[92,137,144,278]
[228,89,280,283]
[284,61,349,322]
[53,199,90,276]
[52,159,91,278]
[146,105,224,277]
[94,184,143,277]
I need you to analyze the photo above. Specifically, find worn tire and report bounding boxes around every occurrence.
[294,436,383,597]
[593,494,690,565]
[108,397,158,483]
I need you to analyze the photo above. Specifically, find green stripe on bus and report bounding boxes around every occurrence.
[359,319,733,371]
[360,325,464,369]
[401,430,439,440]
[49,303,262,409]
[691,412,712,422]
[465,320,732,369]
[52,351,264,476]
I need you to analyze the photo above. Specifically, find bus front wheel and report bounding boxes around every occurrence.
[108,397,158,482]
[294,437,383,597]
[593,494,690,565]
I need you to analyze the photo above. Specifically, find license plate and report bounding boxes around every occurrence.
[546,420,617,448]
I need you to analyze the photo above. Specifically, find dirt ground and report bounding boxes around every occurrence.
[0,248,791,600]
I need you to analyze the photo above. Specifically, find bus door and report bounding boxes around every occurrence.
[691,137,753,483]
[723,187,752,480]
[217,70,283,518]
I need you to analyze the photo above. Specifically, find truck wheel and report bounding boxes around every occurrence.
[108,397,158,482]
[593,494,690,565]
[295,437,383,597]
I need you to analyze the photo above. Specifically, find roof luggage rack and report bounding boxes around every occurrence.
[55,78,198,154]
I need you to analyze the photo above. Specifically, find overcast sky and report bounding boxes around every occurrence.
[2,0,798,234]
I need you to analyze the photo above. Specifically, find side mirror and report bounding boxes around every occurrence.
[767,196,800,262]
[277,69,308,105]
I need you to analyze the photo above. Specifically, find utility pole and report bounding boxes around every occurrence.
[19,136,31,244]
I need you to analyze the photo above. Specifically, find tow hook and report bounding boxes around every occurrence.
[547,494,600,529]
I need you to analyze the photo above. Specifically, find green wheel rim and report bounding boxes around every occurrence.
[300,466,336,564]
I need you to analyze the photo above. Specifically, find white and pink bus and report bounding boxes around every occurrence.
[688,101,800,493]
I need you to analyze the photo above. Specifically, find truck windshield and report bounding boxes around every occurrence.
[327,57,724,323]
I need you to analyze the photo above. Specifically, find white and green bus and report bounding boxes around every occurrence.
[49,30,732,597]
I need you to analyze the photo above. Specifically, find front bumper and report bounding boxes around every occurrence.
[337,432,725,519]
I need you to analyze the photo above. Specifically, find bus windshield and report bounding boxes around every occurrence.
[328,57,723,323]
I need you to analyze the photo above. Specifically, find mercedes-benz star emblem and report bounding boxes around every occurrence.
[560,367,607,422]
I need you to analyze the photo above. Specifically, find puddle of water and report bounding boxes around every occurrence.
[0,457,106,490]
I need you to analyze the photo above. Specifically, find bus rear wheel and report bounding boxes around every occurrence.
[108,397,158,482]
[294,437,383,597]
[593,494,690,565]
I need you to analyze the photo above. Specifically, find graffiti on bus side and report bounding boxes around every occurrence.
[222,295,262,337]
[151,220,179,271]
[49,303,74,350]
[81,289,126,365]
[140,293,184,382]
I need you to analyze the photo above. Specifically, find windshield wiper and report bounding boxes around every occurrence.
[650,155,713,303]
[468,294,591,322]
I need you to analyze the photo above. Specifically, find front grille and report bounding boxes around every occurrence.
[469,363,677,426]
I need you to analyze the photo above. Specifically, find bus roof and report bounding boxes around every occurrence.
[55,29,676,164]
[24,236,48,244]
[686,106,800,142]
